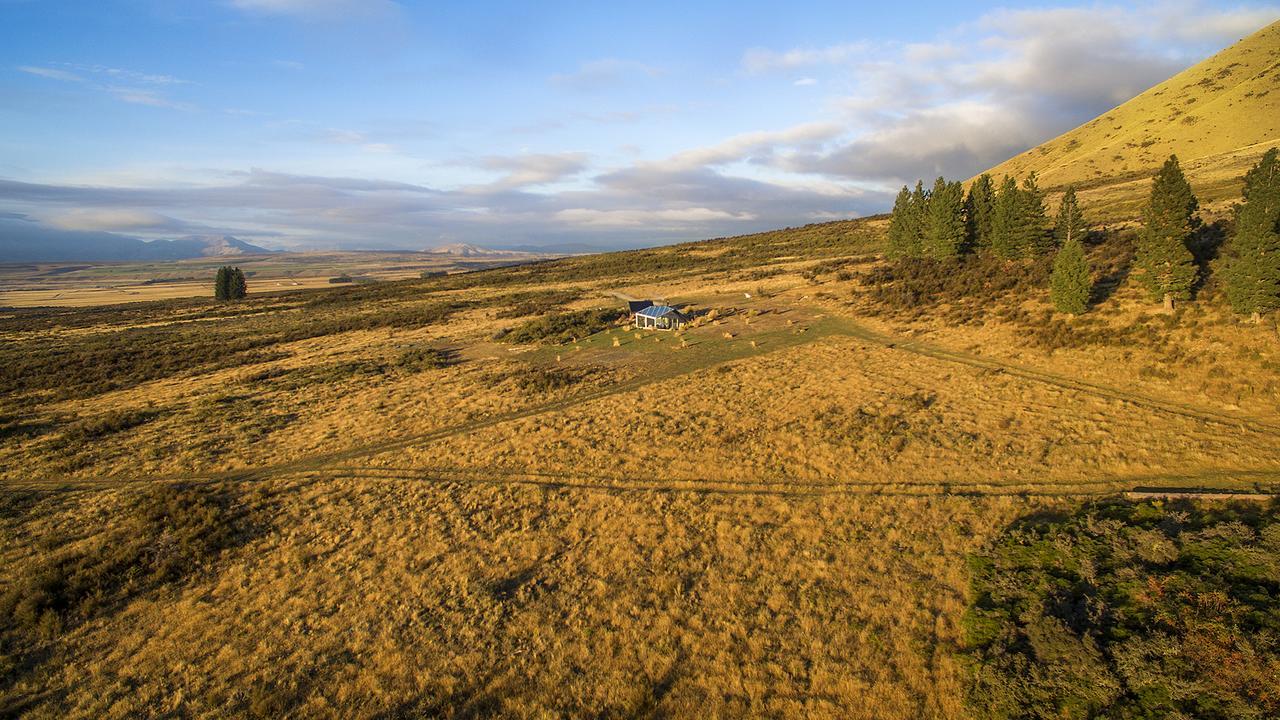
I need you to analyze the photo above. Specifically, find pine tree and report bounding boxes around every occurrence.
[1050,235,1091,315]
[1136,155,1199,309]
[887,186,916,258]
[1224,148,1280,319]
[1016,173,1051,257]
[1053,186,1087,248]
[910,180,930,256]
[230,267,248,300]
[214,266,231,301]
[924,177,967,259]
[965,174,996,250]
[991,175,1020,259]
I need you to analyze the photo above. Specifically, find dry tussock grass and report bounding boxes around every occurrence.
[398,337,1280,492]
[3,476,1032,719]
[3,220,1279,717]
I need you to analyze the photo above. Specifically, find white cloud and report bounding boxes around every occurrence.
[48,208,190,232]
[105,86,195,111]
[549,58,663,91]
[742,43,868,73]
[229,0,399,18]
[554,207,754,228]
[458,152,591,191]
[740,1,1280,184]
[654,122,843,172]
[19,63,194,110]
[17,66,84,82]
[794,77,818,86]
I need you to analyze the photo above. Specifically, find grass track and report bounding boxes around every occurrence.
[6,312,1278,495]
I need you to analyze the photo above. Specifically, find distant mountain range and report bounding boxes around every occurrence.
[0,219,274,263]
[428,242,607,256]
[427,243,514,257]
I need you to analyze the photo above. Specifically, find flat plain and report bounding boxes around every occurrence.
[2,218,1277,718]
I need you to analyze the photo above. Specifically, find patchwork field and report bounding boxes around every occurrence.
[2,219,1278,717]
[0,250,547,308]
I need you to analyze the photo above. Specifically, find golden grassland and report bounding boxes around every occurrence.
[0,250,547,308]
[981,20,1280,221]
[2,214,1279,717]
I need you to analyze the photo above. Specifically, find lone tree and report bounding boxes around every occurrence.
[215,266,247,301]
[1223,148,1280,320]
[1050,235,1091,315]
[1054,186,1087,248]
[965,174,996,250]
[924,177,967,259]
[1136,155,1199,311]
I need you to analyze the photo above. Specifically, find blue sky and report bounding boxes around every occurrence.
[1,1,1277,251]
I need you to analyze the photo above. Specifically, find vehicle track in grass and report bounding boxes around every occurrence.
[6,312,1278,494]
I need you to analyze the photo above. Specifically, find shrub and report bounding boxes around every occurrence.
[397,346,457,371]
[513,366,601,394]
[0,484,251,654]
[500,308,620,345]
[964,498,1280,720]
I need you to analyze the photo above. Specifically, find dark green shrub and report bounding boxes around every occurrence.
[0,484,252,654]
[396,346,457,371]
[964,499,1280,720]
[499,308,620,345]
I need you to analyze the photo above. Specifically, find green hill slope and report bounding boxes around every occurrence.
[978,20,1280,221]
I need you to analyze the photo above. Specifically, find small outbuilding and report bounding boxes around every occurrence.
[627,299,654,315]
[634,304,689,331]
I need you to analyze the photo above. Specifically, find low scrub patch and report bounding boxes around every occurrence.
[499,308,620,345]
[964,498,1280,720]
[1,484,259,680]
[397,346,459,371]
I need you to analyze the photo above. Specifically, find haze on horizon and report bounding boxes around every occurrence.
[1,0,1277,254]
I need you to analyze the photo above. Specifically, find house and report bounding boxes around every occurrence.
[627,299,653,316]
[634,304,689,331]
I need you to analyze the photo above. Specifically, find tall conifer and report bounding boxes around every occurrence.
[1050,235,1091,315]
[965,174,996,250]
[910,180,930,256]
[214,266,231,301]
[1016,173,1051,257]
[887,186,916,258]
[1224,148,1280,319]
[230,267,248,300]
[925,177,967,259]
[991,176,1020,259]
[1053,186,1087,248]
[1136,155,1199,309]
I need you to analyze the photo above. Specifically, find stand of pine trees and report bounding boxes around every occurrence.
[1136,155,1199,311]
[882,151,1280,322]
[888,172,1055,261]
[1223,148,1280,319]
[215,266,248,301]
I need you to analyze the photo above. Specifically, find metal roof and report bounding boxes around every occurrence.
[636,305,682,318]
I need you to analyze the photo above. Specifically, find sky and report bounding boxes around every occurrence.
[0,1,1277,252]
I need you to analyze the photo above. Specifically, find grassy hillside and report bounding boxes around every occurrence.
[979,20,1280,222]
